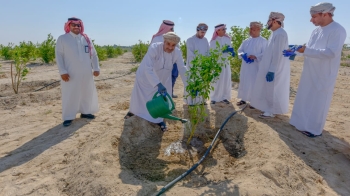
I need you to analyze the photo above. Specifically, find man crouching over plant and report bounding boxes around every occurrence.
[124,32,188,132]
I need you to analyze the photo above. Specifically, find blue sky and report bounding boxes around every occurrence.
[0,0,349,46]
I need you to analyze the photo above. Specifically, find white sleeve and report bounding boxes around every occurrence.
[268,34,286,73]
[186,38,195,65]
[143,45,161,87]
[209,40,217,50]
[237,41,245,59]
[256,38,267,62]
[175,49,188,87]
[55,36,68,75]
[90,41,100,72]
[304,29,347,59]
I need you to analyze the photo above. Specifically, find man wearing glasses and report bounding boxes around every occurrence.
[55,17,100,127]
[250,12,290,119]
[185,23,210,105]
[150,20,179,98]
[209,24,234,105]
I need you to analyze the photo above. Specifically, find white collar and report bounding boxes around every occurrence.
[69,31,81,38]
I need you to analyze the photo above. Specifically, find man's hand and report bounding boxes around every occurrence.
[61,74,70,82]
[248,55,257,60]
[297,46,306,53]
[93,71,100,77]
[157,83,167,96]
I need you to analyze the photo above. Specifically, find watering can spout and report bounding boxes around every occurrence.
[162,114,188,124]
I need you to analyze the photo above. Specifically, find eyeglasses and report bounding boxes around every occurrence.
[197,26,208,31]
[70,23,81,27]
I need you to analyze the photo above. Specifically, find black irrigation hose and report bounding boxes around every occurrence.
[34,80,60,92]
[33,71,133,92]
[154,104,248,196]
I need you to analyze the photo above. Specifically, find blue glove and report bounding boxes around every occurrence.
[157,83,167,96]
[227,47,235,57]
[241,53,254,64]
[282,45,302,58]
[266,72,275,82]
[223,47,235,57]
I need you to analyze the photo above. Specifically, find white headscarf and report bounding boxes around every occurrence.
[268,12,285,28]
[163,32,180,44]
[310,2,335,16]
[250,21,263,29]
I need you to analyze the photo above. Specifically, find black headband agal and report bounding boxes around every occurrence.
[68,17,81,21]
[215,24,225,28]
[163,20,174,26]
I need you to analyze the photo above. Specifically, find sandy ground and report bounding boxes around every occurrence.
[0,53,349,196]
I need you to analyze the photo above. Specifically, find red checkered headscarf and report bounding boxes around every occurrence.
[64,17,93,57]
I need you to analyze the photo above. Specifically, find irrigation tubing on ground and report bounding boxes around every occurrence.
[154,104,248,196]
[33,72,133,92]
[34,80,60,92]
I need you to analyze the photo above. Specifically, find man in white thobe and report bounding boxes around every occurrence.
[290,2,347,137]
[150,20,179,99]
[209,24,234,104]
[237,22,267,108]
[185,23,210,105]
[55,17,100,127]
[124,32,188,132]
[250,12,290,118]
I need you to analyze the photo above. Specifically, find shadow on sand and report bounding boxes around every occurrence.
[0,119,89,174]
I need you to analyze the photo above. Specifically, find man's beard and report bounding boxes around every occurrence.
[267,24,272,30]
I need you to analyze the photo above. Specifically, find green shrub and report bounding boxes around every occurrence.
[179,40,187,62]
[11,46,30,94]
[131,40,149,62]
[38,34,56,64]
[0,43,15,60]
[115,46,123,56]
[18,41,38,61]
[185,42,226,143]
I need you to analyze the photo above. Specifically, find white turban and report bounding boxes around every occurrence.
[163,32,180,44]
[250,21,263,29]
[268,12,285,27]
[310,2,335,16]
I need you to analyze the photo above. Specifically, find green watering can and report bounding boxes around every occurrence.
[146,92,188,123]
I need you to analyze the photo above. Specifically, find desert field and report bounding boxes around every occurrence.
[0,52,349,196]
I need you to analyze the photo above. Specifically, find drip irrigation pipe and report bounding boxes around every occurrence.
[154,104,248,196]
[33,71,133,92]
[34,81,60,92]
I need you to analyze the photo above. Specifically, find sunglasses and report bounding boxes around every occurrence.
[70,23,81,27]
[197,26,208,31]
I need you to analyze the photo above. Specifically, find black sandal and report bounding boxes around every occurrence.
[301,131,322,138]
[157,121,168,132]
[236,100,246,106]
[124,112,134,120]
[223,99,230,104]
